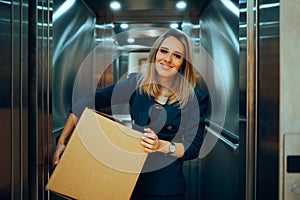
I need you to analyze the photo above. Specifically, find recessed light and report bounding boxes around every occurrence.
[120,23,129,29]
[110,1,121,10]
[170,23,179,29]
[176,1,186,9]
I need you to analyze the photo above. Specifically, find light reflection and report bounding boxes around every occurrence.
[95,23,114,29]
[0,0,11,5]
[53,0,75,22]
[221,0,239,17]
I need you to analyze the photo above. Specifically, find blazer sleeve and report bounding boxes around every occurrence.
[181,89,209,161]
[72,73,139,117]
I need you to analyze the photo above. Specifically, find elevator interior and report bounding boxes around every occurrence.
[52,0,240,198]
[0,0,282,199]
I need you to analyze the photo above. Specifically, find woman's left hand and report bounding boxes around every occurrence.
[141,128,159,153]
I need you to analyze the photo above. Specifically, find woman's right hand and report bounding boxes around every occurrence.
[52,113,77,168]
[52,143,66,168]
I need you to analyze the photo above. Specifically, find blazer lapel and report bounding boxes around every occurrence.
[135,94,154,126]
[131,92,181,128]
[164,103,181,122]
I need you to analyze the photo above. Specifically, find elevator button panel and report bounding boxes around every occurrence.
[284,134,300,200]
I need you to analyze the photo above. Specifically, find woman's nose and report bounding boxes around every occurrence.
[164,52,172,62]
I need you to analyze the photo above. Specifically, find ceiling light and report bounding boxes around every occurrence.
[110,1,121,10]
[176,1,186,9]
[170,23,179,29]
[120,23,129,29]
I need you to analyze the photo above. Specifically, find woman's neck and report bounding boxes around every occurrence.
[159,86,169,96]
[158,76,173,89]
[154,86,169,105]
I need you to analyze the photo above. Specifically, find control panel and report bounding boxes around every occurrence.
[284,134,300,200]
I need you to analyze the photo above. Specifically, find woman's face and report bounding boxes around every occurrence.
[155,36,185,81]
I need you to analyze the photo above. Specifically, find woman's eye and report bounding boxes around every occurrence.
[174,54,182,59]
[160,49,168,54]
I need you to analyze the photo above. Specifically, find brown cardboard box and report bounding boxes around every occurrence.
[46,108,147,199]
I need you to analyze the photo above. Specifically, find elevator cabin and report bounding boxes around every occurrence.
[0,0,281,199]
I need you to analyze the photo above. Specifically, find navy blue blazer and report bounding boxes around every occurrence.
[73,73,209,196]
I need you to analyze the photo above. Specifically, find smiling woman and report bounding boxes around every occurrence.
[53,29,209,200]
[51,0,242,199]
[138,30,196,108]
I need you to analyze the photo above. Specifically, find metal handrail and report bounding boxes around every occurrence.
[205,126,239,154]
[205,119,239,142]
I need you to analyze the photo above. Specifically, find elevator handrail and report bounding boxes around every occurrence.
[204,125,239,154]
[205,119,239,142]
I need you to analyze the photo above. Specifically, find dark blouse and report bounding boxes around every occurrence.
[72,73,209,196]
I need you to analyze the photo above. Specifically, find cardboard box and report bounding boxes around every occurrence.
[46,108,147,199]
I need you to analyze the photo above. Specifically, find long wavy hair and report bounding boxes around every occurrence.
[138,29,196,108]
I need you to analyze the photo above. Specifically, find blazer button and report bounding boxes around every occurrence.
[167,125,172,130]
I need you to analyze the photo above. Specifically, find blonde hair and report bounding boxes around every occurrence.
[138,29,196,108]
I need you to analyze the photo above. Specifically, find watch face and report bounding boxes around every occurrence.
[170,143,176,153]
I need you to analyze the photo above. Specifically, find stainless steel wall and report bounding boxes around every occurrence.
[0,0,52,199]
[245,0,280,199]
[50,0,243,199]
[0,1,29,199]
[184,0,244,199]
[0,0,281,199]
[256,0,279,199]
[52,0,96,134]
[199,0,240,136]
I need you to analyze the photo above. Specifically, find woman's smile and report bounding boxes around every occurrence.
[159,63,174,70]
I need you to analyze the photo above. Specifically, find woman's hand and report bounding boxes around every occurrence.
[52,113,77,168]
[140,128,185,157]
[52,143,66,168]
[141,128,159,153]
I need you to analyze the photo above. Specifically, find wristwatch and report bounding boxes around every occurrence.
[168,142,176,154]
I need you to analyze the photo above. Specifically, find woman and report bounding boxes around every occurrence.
[53,29,209,200]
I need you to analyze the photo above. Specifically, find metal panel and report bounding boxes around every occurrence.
[52,0,96,132]
[244,0,280,199]
[0,1,13,199]
[28,1,53,199]
[184,0,243,199]
[256,0,279,199]
[0,0,52,199]
[0,0,30,199]
[245,0,258,199]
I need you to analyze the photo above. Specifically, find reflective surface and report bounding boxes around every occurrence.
[199,0,240,137]
[0,0,52,199]
[52,0,242,199]
[0,0,284,199]
[257,0,280,199]
[52,0,96,131]
[193,1,243,199]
